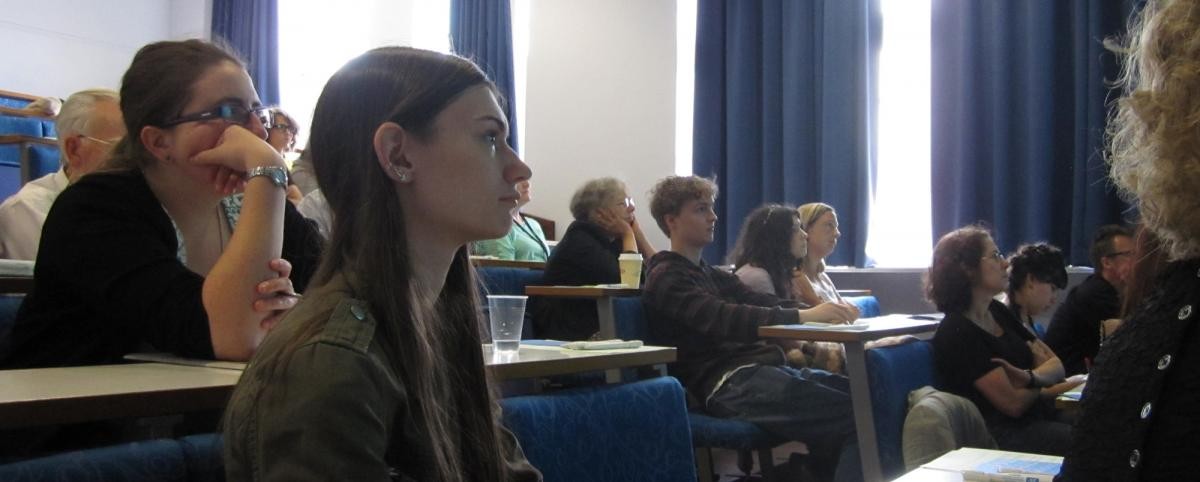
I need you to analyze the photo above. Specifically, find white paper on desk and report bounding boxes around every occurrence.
[924,448,1062,476]
[124,352,247,371]
[800,320,870,331]
[0,259,34,276]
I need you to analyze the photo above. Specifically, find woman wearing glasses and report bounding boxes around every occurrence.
[1,40,321,369]
[531,177,656,340]
[263,107,304,206]
[926,226,1078,455]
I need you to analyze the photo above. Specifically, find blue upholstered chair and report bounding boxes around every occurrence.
[476,266,544,339]
[0,294,24,359]
[0,115,44,137]
[865,340,936,479]
[0,439,191,482]
[0,433,224,482]
[177,434,223,482]
[500,376,697,482]
[845,295,881,318]
[27,144,60,179]
[477,266,545,297]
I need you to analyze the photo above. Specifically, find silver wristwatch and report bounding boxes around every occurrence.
[245,166,289,189]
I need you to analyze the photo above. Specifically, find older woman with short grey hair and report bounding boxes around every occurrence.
[531,177,656,340]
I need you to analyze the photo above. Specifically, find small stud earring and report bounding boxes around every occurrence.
[392,165,410,182]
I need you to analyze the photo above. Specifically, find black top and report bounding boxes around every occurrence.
[933,300,1037,423]
[1045,274,1119,375]
[641,251,804,404]
[1057,260,1200,481]
[530,220,623,340]
[1,170,322,368]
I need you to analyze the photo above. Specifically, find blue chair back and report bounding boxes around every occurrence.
[476,267,544,296]
[866,340,936,479]
[0,294,24,358]
[0,115,44,137]
[0,434,224,482]
[178,434,223,482]
[0,439,189,482]
[501,377,697,482]
[27,144,60,179]
[846,295,881,318]
[612,297,648,341]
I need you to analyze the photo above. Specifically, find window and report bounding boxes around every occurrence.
[278,1,451,157]
[675,0,697,176]
[864,0,932,267]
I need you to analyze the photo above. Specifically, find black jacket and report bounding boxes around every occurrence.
[1057,259,1200,481]
[1,170,321,368]
[530,220,623,340]
[1045,274,1120,375]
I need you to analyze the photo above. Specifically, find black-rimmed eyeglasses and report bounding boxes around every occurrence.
[159,103,273,129]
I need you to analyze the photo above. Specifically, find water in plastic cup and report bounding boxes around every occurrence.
[618,252,643,287]
[487,295,527,353]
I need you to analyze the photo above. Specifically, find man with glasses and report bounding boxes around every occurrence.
[1045,224,1135,375]
[0,89,125,259]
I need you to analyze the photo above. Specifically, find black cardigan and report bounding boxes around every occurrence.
[1056,259,1200,481]
[530,220,623,340]
[1,170,322,368]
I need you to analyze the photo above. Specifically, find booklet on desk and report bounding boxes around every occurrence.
[921,448,1061,482]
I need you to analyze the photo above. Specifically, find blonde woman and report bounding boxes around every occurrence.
[1058,0,1200,477]
[794,203,857,314]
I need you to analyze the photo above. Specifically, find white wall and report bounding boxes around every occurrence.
[0,0,180,98]
[522,0,677,250]
[169,0,211,41]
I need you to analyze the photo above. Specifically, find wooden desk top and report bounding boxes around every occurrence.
[0,363,242,429]
[471,257,546,270]
[485,344,674,380]
[758,314,939,343]
[0,276,34,294]
[525,285,640,298]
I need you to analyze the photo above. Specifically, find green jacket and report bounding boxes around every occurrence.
[223,273,541,481]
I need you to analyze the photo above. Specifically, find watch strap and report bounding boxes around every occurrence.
[245,165,288,189]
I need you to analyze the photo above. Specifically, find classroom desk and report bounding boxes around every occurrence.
[0,276,33,294]
[1,344,674,430]
[484,343,675,382]
[0,363,242,429]
[759,314,941,482]
[524,285,641,339]
[470,257,546,270]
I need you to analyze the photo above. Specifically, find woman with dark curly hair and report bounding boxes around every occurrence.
[1005,243,1069,339]
[926,226,1079,455]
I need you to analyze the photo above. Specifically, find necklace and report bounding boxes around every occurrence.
[512,215,549,258]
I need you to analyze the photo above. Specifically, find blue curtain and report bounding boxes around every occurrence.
[211,0,281,106]
[451,0,519,151]
[931,0,1141,265]
[693,0,881,267]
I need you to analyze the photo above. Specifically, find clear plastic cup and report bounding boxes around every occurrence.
[487,295,527,353]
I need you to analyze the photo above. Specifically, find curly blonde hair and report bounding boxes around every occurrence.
[1107,0,1200,260]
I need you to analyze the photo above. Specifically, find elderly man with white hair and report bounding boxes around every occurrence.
[0,88,124,259]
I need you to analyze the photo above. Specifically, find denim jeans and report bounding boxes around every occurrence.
[707,364,862,482]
